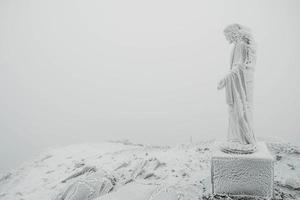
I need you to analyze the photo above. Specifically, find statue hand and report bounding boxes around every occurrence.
[217,79,225,90]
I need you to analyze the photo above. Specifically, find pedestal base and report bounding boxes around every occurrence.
[211,142,274,199]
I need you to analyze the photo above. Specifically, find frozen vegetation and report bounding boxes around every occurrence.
[0,139,299,200]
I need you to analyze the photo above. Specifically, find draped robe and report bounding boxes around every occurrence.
[225,41,256,145]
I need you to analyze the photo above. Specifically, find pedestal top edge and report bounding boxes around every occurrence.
[212,141,274,160]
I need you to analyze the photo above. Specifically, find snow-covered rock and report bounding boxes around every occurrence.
[285,178,300,190]
[56,171,115,200]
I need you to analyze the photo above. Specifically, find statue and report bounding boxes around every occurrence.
[218,24,257,154]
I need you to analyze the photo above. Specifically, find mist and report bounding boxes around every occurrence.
[0,0,299,172]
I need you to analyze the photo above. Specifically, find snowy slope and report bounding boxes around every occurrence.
[0,140,299,200]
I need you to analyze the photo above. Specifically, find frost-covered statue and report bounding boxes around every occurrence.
[218,24,257,154]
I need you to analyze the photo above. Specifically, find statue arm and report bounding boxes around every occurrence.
[218,65,245,90]
[218,43,248,90]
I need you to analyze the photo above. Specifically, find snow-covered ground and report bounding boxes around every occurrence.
[0,139,299,200]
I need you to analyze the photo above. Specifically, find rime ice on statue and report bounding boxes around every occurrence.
[211,142,274,199]
[213,24,274,199]
[217,23,257,153]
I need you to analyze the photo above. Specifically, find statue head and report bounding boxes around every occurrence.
[224,23,253,45]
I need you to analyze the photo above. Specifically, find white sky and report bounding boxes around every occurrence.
[0,0,299,172]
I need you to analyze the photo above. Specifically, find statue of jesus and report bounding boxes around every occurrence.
[218,24,257,154]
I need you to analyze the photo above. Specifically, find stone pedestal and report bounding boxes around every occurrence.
[211,142,274,199]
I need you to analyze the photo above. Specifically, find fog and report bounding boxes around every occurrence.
[0,0,299,172]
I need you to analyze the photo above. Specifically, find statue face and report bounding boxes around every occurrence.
[224,32,234,44]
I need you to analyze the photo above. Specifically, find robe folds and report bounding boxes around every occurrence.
[225,41,256,145]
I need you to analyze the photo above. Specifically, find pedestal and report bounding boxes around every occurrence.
[211,142,274,199]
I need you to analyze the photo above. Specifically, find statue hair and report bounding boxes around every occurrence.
[224,24,255,44]
[224,23,257,66]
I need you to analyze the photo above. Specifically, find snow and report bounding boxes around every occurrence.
[99,183,158,200]
[0,139,299,200]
